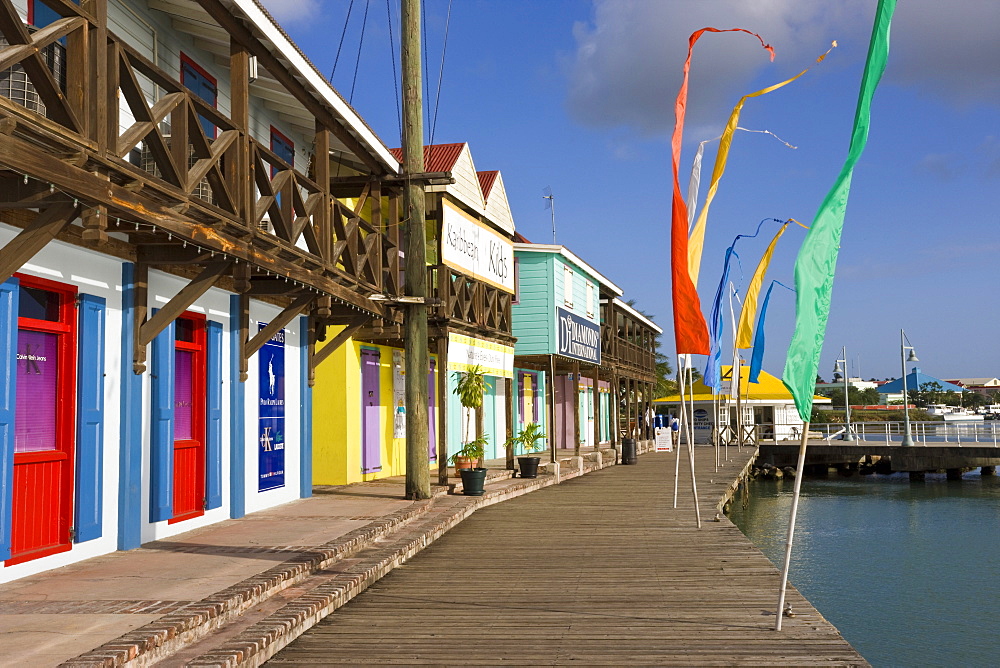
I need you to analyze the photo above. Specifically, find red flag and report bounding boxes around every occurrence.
[670,28,774,355]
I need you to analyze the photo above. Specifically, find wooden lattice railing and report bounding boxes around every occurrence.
[428,265,512,335]
[0,0,399,298]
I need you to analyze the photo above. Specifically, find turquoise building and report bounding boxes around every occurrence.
[511,241,621,452]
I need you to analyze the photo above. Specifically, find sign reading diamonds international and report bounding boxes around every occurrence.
[556,307,601,364]
[441,200,514,294]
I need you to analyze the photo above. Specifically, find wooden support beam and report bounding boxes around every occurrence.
[80,205,108,243]
[311,314,367,372]
[244,293,313,360]
[0,202,79,283]
[132,259,149,374]
[246,276,309,296]
[0,131,386,316]
[573,361,581,457]
[137,259,233,348]
[236,291,249,381]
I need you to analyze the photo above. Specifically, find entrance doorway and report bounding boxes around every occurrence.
[170,313,206,524]
[9,276,77,565]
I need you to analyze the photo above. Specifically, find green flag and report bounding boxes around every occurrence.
[783,0,897,420]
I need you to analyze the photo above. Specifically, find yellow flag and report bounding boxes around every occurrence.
[736,223,788,348]
[688,43,837,287]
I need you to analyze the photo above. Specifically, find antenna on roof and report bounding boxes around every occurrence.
[542,186,556,244]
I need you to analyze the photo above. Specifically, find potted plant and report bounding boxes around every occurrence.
[513,422,546,478]
[451,435,488,496]
[453,365,491,495]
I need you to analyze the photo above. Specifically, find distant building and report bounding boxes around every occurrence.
[878,369,965,401]
[943,378,1000,398]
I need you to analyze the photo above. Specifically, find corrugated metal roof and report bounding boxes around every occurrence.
[477,171,499,201]
[388,143,467,173]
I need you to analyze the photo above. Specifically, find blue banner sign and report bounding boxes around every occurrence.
[258,324,285,491]
[556,307,601,364]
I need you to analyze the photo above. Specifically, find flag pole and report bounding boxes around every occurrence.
[684,355,702,527]
[673,355,686,508]
[775,421,809,630]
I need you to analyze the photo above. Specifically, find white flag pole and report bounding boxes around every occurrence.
[673,355,686,508]
[775,422,809,630]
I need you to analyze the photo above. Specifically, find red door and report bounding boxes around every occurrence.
[170,313,206,524]
[9,275,77,566]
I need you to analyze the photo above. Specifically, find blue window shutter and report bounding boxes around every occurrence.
[149,318,174,522]
[229,295,245,518]
[0,278,19,560]
[75,294,106,542]
[299,317,312,498]
[205,320,223,510]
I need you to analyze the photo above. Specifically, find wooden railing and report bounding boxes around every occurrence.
[0,0,399,299]
[428,265,512,335]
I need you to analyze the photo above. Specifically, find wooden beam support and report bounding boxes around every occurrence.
[0,202,79,284]
[137,259,233,348]
[0,131,386,316]
[244,293,313,360]
[311,314,367,372]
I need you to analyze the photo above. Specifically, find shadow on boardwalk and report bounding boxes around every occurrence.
[270,447,869,667]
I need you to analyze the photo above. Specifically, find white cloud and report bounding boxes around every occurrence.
[258,0,320,26]
[566,0,999,135]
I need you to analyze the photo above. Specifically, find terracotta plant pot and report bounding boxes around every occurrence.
[453,455,480,475]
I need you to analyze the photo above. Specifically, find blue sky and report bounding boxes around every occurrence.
[262,0,999,382]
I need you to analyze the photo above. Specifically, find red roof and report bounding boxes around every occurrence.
[514,231,532,243]
[477,171,499,201]
[387,143,466,173]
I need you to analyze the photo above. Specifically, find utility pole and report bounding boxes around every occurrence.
[402,0,430,499]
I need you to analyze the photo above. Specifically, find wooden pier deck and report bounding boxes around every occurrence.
[268,446,868,666]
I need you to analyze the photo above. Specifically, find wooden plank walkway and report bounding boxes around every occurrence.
[267,446,868,666]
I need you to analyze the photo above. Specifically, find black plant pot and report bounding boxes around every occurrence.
[459,467,488,496]
[517,456,541,479]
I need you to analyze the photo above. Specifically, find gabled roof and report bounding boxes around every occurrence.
[879,369,965,394]
[388,143,466,173]
[656,366,831,403]
[477,171,499,199]
[514,242,623,296]
[478,171,514,235]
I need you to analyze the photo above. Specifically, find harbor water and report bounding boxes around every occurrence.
[729,469,1000,668]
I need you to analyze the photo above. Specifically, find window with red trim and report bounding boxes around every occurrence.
[180,54,217,139]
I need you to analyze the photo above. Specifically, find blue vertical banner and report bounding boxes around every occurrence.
[258,323,285,491]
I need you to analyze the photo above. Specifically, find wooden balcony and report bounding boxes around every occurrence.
[0,0,400,319]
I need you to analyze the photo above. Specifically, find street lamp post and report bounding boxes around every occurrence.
[900,329,919,447]
[833,347,854,442]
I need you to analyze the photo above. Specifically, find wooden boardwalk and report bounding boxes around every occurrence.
[267,447,868,666]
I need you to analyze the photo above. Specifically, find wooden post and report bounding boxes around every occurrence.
[401,0,430,499]
[229,39,252,226]
[547,355,557,463]
[505,375,514,470]
[314,125,331,262]
[593,366,601,450]
[572,361,581,457]
[437,336,449,485]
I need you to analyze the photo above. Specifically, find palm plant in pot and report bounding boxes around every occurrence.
[453,365,490,495]
[512,422,546,479]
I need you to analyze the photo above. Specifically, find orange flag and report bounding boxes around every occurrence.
[670,28,774,355]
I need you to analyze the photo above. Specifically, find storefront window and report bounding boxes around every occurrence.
[174,349,194,440]
[19,286,60,321]
[15,329,59,452]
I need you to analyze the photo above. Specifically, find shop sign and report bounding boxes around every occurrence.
[556,307,601,364]
[441,200,514,294]
[447,332,513,379]
[258,324,285,491]
[654,427,673,452]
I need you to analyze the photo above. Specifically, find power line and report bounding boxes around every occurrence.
[428,0,452,147]
[329,0,356,81]
[386,0,402,144]
[348,0,371,104]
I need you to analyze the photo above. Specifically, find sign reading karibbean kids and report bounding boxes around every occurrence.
[258,323,285,491]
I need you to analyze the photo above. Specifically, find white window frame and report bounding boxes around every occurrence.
[586,281,595,319]
[563,265,574,308]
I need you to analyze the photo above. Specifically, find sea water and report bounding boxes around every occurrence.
[729,470,1000,668]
